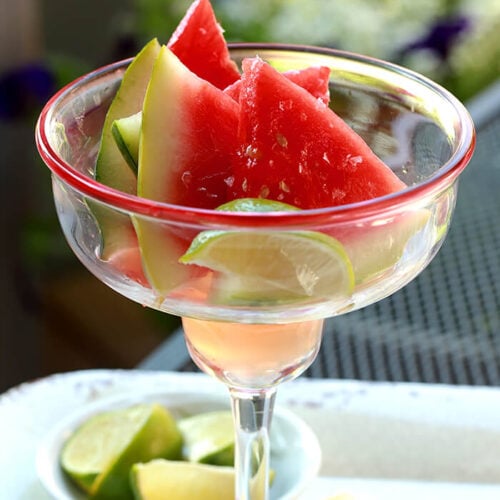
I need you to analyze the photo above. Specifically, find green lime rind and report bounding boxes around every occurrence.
[111,112,142,173]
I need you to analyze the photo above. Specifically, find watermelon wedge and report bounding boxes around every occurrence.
[281,66,331,105]
[91,0,414,294]
[95,38,160,193]
[110,64,331,170]
[230,57,406,209]
[224,65,331,105]
[167,0,240,90]
[91,38,160,267]
[134,46,240,294]
[138,46,239,209]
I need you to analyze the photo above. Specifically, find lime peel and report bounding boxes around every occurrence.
[179,198,355,304]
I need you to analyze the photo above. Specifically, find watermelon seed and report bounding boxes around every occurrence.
[259,185,270,198]
[279,180,290,193]
[276,133,288,148]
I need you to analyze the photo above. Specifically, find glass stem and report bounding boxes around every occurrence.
[230,387,277,500]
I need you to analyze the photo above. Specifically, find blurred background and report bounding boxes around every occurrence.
[1,0,499,392]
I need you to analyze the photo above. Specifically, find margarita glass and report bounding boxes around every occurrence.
[35,44,474,499]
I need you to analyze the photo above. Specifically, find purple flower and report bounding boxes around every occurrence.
[0,64,56,121]
[400,15,471,61]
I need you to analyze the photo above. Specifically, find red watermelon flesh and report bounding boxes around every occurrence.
[138,47,239,209]
[167,0,240,90]
[229,57,406,209]
[224,65,331,105]
[106,243,149,287]
[283,66,331,105]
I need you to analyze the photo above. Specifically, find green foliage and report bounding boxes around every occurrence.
[131,0,500,101]
[133,0,193,45]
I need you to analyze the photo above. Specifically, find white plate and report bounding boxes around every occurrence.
[4,369,500,499]
[302,476,500,500]
[0,370,320,499]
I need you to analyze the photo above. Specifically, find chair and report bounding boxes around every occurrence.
[139,79,500,386]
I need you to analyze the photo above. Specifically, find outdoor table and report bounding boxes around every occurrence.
[2,369,500,499]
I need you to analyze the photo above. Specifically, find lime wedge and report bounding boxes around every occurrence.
[131,459,235,500]
[178,411,234,465]
[179,198,354,304]
[60,403,182,499]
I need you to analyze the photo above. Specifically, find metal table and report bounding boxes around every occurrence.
[139,80,500,386]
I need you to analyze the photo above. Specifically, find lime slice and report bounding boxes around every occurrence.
[179,199,354,304]
[131,459,235,500]
[60,403,182,499]
[178,411,234,465]
[131,459,275,500]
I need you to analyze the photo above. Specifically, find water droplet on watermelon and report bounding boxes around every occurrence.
[278,100,293,112]
[245,145,260,159]
[344,154,363,172]
[315,98,327,108]
[182,170,193,187]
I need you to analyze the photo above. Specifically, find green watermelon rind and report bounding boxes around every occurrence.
[111,112,142,173]
[91,39,161,261]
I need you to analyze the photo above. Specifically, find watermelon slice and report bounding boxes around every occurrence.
[280,66,331,105]
[110,64,331,171]
[91,38,160,266]
[134,46,240,294]
[92,0,413,293]
[138,46,239,209]
[95,38,160,193]
[167,0,240,90]
[230,57,406,209]
[224,65,331,105]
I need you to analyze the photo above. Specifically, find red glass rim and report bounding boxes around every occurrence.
[35,43,476,228]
